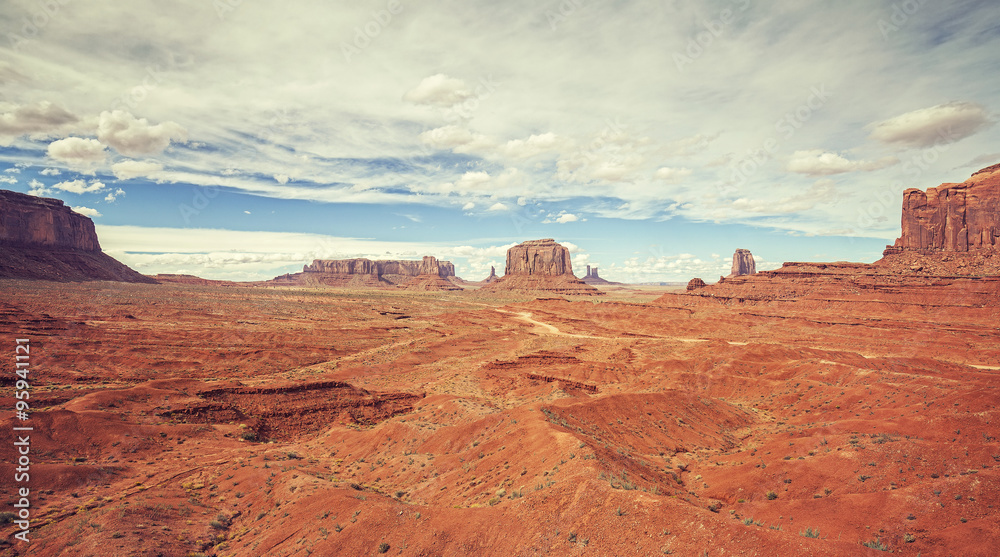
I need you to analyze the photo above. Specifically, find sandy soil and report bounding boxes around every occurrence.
[1,278,998,556]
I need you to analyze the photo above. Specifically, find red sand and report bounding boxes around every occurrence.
[1,278,998,556]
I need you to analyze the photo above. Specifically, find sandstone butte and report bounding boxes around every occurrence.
[482,238,603,295]
[728,248,756,277]
[581,265,616,286]
[683,163,1000,302]
[481,265,500,283]
[0,189,155,282]
[269,255,462,290]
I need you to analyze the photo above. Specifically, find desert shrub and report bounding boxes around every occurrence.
[378,541,390,553]
[801,527,820,538]
[861,538,889,551]
[766,491,778,500]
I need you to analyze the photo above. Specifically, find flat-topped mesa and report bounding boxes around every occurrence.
[0,189,154,282]
[505,238,574,276]
[1,190,101,251]
[729,249,756,277]
[304,256,456,278]
[886,163,1000,254]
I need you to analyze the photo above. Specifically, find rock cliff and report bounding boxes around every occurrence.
[504,239,573,276]
[484,239,602,296]
[729,249,756,277]
[272,255,459,290]
[886,163,1000,253]
[0,189,155,282]
[304,256,456,278]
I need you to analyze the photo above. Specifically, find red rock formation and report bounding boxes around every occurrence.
[581,265,616,285]
[0,189,155,282]
[686,278,707,291]
[504,238,573,276]
[887,163,1000,253]
[484,239,602,295]
[303,256,456,278]
[0,189,100,251]
[481,265,500,283]
[729,249,756,277]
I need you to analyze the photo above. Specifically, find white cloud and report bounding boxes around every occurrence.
[555,213,579,223]
[71,206,102,218]
[487,202,508,211]
[787,150,899,176]
[52,179,106,194]
[501,133,566,159]
[4,167,20,173]
[47,137,107,167]
[273,174,290,184]
[40,168,61,176]
[111,160,164,180]
[654,167,692,182]
[868,102,993,149]
[0,175,16,184]
[403,74,475,107]
[28,179,51,197]
[97,110,187,156]
[461,201,475,211]
[419,125,496,153]
[105,188,126,202]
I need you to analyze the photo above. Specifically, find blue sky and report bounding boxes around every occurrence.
[2,0,999,282]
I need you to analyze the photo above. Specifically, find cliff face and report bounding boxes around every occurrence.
[0,190,101,251]
[0,189,155,282]
[304,256,456,278]
[889,164,1000,253]
[485,239,602,295]
[505,239,573,276]
[729,249,756,277]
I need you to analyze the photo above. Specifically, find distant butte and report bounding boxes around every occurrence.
[482,239,603,295]
[679,164,1000,302]
[269,255,462,290]
[0,189,155,282]
[727,248,756,278]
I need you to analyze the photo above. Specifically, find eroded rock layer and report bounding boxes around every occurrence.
[886,163,1000,253]
[0,189,155,282]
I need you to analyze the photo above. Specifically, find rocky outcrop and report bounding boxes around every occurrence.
[0,189,155,282]
[481,266,500,284]
[885,164,1000,254]
[483,239,602,296]
[304,256,455,278]
[581,265,616,286]
[686,278,706,291]
[729,249,756,277]
[505,238,573,276]
[272,255,459,290]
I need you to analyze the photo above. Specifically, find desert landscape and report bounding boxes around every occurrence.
[1,164,999,556]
